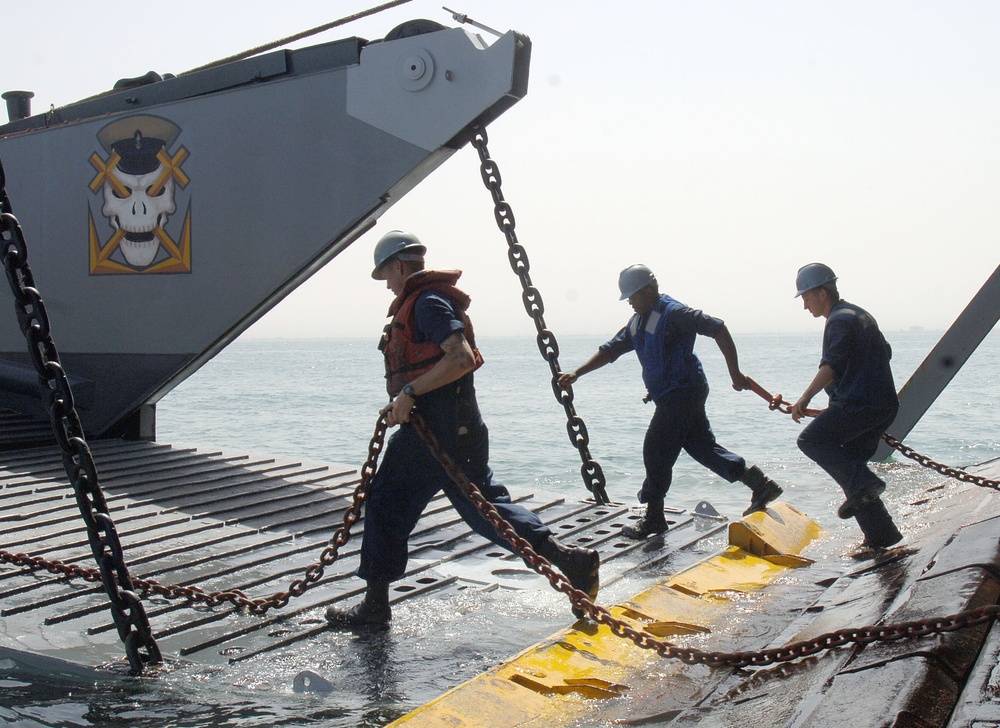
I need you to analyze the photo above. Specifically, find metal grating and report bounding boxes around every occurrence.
[0,438,730,669]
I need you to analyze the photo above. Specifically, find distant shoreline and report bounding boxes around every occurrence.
[235,329,949,343]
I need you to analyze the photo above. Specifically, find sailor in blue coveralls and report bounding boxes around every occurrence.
[326,231,600,628]
[791,263,903,550]
[558,264,783,539]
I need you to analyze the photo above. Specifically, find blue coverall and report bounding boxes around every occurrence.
[797,299,902,547]
[601,293,746,505]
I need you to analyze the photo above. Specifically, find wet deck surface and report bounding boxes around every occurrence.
[388,459,1000,728]
[582,463,1000,728]
[0,438,719,671]
[2,440,1000,728]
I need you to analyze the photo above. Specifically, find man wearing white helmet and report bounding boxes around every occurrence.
[326,230,600,627]
[791,263,902,551]
[558,264,783,538]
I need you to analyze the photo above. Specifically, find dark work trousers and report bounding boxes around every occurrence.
[797,399,902,545]
[357,421,552,584]
[638,385,747,504]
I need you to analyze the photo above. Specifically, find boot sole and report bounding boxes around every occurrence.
[620,517,669,540]
[743,486,783,516]
[325,607,391,630]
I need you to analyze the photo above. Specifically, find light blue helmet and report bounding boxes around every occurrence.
[618,264,657,300]
[372,230,426,279]
[795,263,837,297]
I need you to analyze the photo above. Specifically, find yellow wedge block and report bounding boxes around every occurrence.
[730,501,825,557]
[389,501,823,728]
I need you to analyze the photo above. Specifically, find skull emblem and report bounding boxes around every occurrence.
[101,167,176,268]
[90,115,190,273]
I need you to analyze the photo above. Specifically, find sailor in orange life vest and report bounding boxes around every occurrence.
[325,231,600,628]
[791,263,903,551]
[558,264,783,539]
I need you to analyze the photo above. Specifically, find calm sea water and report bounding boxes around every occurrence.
[3,330,998,726]
[157,330,999,518]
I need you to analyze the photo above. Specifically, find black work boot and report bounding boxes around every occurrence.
[853,497,902,549]
[536,536,600,619]
[325,581,391,629]
[621,499,668,540]
[837,481,886,519]
[740,465,783,516]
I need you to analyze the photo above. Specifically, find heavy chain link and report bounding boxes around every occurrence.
[5,405,996,667]
[745,376,822,418]
[0,415,388,615]
[410,412,595,600]
[746,376,1000,490]
[141,414,387,614]
[411,409,999,666]
[0,160,161,675]
[470,126,609,505]
[881,433,1000,490]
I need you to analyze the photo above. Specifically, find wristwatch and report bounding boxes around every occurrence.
[402,384,418,399]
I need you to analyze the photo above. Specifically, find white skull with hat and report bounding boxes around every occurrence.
[97,115,181,268]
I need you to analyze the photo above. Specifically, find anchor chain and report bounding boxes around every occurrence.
[411,408,1000,667]
[470,126,609,505]
[746,376,1000,490]
[1,415,387,614]
[881,433,1000,491]
[141,414,387,613]
[5,405,996,667]
[410,412,594,604]
[0,161,161,675]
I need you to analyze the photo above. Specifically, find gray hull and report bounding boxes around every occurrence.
[0,23,529,438]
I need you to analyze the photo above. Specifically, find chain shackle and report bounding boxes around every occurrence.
[470,126,609,504]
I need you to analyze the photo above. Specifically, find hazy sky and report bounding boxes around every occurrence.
[6,1,999,340]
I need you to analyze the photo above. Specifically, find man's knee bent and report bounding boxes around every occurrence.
[797,431,828,463]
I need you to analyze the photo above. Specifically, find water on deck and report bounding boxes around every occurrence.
[1,434,998,727]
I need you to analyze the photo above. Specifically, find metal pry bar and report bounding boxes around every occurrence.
[443,6,502,37]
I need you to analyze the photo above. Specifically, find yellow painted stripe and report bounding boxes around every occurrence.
[389,502,824,727]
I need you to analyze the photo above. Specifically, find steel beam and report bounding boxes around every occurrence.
[875,264,1000,460]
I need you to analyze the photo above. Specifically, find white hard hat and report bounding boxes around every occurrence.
[795,263,837,297]
[372,230,426,279]
[618,264,657,300]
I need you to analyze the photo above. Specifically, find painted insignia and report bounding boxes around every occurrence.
[88,114,191,274]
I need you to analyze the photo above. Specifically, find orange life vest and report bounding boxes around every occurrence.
[380,269,484,397]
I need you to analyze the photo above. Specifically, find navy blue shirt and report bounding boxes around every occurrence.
[821,300,897,408]
[600,294,724,401]
[414,291,466,348]
[409,291,485,455]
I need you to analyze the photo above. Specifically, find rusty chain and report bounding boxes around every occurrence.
[0,415,388,615]
[2,146,994,667]
[746,376,1000,490]
[4,403,996,667]
[881,433,1000,490]
[410,410,999,667]
[0,160,161,675]
[745,376,822,418]
[409,412,596,603]
[470,126,609,505]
